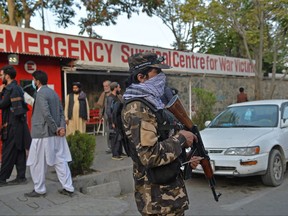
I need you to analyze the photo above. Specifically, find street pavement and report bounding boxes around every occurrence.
[0,134,139,216]
[3,134,288,215]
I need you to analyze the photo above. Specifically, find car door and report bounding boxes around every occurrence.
[279,102,288,160]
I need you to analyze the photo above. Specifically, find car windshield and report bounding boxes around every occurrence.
[209,105,278,128]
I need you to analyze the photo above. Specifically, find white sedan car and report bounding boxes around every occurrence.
[194,99,288,186]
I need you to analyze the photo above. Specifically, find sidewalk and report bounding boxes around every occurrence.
[0,134,138,216]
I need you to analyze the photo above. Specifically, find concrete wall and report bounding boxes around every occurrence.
[166,74,288,116]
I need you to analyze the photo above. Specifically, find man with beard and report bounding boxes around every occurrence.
[0,65,31,186]
[96,80,112,153]
[64,82,90,136]
[106,82,126,160]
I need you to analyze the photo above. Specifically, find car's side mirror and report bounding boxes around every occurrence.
[205,121,211,127]
[280,119,288,128]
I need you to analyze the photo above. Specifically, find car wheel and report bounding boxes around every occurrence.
[261,149,284,186]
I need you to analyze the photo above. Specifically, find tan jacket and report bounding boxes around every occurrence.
[96,91,110,117]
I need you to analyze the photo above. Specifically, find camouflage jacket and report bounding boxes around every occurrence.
[122,100,189,215]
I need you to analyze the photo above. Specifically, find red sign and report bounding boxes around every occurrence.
[24,61,37,73]
[0,24,255,76]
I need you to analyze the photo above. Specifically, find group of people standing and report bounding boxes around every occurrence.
[0,67,74,198]
[105,81,128,160]
[64,79,127,161]
[0,51,204,215]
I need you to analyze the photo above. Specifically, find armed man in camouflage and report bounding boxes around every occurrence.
[121,52,202,215]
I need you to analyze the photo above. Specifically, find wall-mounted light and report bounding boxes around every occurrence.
[8,54,19,65]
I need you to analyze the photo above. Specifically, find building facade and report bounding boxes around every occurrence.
[1,23,288,158]
[0,24,256,114]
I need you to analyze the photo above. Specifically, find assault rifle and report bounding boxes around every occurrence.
[166,95,221,202]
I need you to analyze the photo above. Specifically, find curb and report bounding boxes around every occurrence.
[72,165,134,195]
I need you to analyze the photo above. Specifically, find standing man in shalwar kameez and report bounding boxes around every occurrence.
[25,70,74,198]
[64,82,90,136]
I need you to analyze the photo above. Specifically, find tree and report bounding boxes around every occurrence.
[263,0,288,98]
[154,0,191,50]
[202,0,288,99]
[0,0,80,29]
[192,88,216,130]
[195,7,245,57]
[78,0,165,38]
[1,0,165,38]
[1,0,23,26]
[153,0,206,51]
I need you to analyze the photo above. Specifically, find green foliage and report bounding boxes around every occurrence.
[66,131,96,176]
[0,0,80,28]
[48,0,80,28]
[1,0,165,38]
[192,88,216,130]
[155,0,206,51]
[79,0,164,37]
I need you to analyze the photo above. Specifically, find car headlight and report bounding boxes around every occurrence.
[224,146,260,156]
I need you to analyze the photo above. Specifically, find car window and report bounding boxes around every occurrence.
[282,105,288,119]
[209,105,278,128]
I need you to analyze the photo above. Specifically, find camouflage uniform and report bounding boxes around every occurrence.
[122,100,189,215]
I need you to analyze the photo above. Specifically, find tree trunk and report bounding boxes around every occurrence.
[22,0,32,28]
[7,0,16,26]
[0,5,4,24]
[254,72,261,100]
[24,14,31,28]
[256,2,264,100]
[269,40,278,99]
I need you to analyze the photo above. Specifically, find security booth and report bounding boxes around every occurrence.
[0,53,75,126]
[0,24,76,160]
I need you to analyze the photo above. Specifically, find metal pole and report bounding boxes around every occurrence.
[189,76,192,119]
[63,70,67,101]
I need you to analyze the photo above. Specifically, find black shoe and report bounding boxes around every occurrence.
[7,178,27,185]
[0,180,7,187]
[120,153,128,158]
[24,190,46,198]
[58,189,74,197]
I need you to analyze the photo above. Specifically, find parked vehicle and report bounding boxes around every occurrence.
[194,100,288,186]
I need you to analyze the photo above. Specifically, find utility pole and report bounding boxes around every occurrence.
[41,0,45,31]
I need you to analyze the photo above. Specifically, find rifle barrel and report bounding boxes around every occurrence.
[210,180,222,202]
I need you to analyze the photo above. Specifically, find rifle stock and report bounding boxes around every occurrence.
[166,95,221,202]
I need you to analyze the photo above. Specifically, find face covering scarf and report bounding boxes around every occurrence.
[123,72,166,110]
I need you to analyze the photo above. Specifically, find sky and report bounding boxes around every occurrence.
[30,5,175,50]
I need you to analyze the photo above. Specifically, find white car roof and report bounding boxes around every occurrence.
[229,99,288,108]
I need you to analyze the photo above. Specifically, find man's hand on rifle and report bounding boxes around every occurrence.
[189,156,203,169]
[178,130,198,148]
